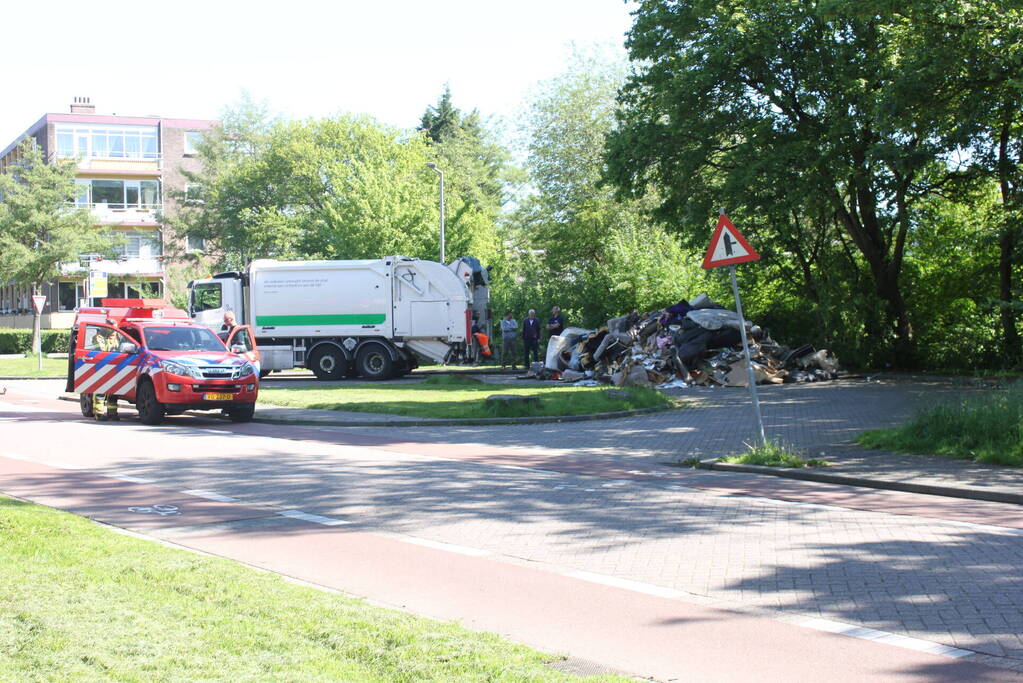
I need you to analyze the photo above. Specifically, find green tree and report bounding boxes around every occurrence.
[0,140,110,353]
[419,87,521,278]
[502,48,714,328]
[172,110,501,269]
[606,0,1001,366]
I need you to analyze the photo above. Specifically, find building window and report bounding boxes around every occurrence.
[114,231,163,259]
[186,234,206,253]
[184,131,203,155]
[74,179,161,209]
[55,125,159,160]
[183,183,203,205]
[126,281,162,298]
[57,282,79,311]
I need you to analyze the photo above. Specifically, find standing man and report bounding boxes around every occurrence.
[522,309,541,367]
[546,305,565,340]
[220,310,238,341]
[499,311,519,370]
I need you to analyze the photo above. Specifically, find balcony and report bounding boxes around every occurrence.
[61,256,165,277]
[51,151,162,174]
[78,202,163,225]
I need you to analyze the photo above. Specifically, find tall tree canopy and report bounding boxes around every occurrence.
[497,49,714,327]
[607,0,1023,366]
[173,107,501,270]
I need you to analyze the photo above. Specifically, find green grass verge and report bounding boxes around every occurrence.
[0,356,66,377]
[0,496,628,682]
[258,375,674,419]
[858,383,1023,466]
[721,440,830,468]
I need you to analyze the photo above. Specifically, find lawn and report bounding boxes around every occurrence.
[0,496,628,682]
[258,375,674,419]
[0,356,66,377]
[858,383,1023,466]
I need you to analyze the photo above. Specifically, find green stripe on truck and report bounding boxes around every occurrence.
[255,314,387,326]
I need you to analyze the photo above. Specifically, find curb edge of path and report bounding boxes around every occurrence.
[49,393,676,427]
[700,459,1023,506]
[250,403,676,428]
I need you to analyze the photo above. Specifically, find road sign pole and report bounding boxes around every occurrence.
[729,265,767,448]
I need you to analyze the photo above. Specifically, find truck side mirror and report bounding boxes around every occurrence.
[231,344,246,354]
[118,342,138,354]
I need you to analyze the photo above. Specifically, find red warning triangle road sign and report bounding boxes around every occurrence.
[702,213,760,269]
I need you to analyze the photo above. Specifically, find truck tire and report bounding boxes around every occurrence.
[356,344,394,380]
[227,403,255,422]
[308,346,347,381]
[80,393,94,417]
[136,380,165,425]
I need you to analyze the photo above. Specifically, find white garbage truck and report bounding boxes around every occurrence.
[187,256,491,380]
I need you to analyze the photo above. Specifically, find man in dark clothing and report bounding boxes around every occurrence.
[522,309,541,367]
[546,305,565,339]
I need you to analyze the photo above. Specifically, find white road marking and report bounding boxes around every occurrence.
[276,509,350,526]
[183,489,239,503]
[110,475,155,484]
[494,464,557,475]
[565,570,695,600]
[789,617,973,658]
[395,536,493,557]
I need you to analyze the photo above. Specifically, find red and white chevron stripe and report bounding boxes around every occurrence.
[75,361,138,396]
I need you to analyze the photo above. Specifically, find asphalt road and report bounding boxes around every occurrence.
[2,380,1022,682]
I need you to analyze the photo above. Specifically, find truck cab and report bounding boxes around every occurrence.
[67,298,260,425]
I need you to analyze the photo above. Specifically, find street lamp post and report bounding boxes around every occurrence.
[426,162,445,263]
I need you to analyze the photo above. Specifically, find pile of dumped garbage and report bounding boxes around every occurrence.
[524,294,840,389]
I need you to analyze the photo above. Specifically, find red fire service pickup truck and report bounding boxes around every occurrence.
[66,299,260,425]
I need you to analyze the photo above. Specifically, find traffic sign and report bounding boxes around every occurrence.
[31,295,46,314]
[89,272,108,298]
[702,213,760,269]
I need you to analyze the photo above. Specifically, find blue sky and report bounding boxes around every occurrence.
[2,0,635,144]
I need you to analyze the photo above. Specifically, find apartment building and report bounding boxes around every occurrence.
[0,97,214,329]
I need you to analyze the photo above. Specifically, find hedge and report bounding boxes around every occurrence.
[0,329,72,355]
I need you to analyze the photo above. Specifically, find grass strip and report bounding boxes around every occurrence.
[859,383,1023,466]
[0,496,628,682]
[258,375,674,419]
[721,440,830,468]
[0,357,66,377]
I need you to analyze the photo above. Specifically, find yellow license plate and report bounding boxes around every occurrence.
[204,392,233,401]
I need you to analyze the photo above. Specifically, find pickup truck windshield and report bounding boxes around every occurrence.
[143,326,225,352]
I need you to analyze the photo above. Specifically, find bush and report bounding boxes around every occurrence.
[0,329,72,354]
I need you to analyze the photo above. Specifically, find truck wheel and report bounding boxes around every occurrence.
[258,368,271,379]
[227,403,255,423]
[80,393,94,417]
[356,345,394,380]
[308,346,347,381]
[136,381,165,425]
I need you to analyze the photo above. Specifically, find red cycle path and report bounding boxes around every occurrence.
[0,453,1017,682]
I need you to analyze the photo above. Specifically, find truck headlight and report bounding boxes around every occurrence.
[237,362,256,378]
[162,360,201,379]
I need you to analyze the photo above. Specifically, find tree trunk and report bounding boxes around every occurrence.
[997,112,1021,366]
